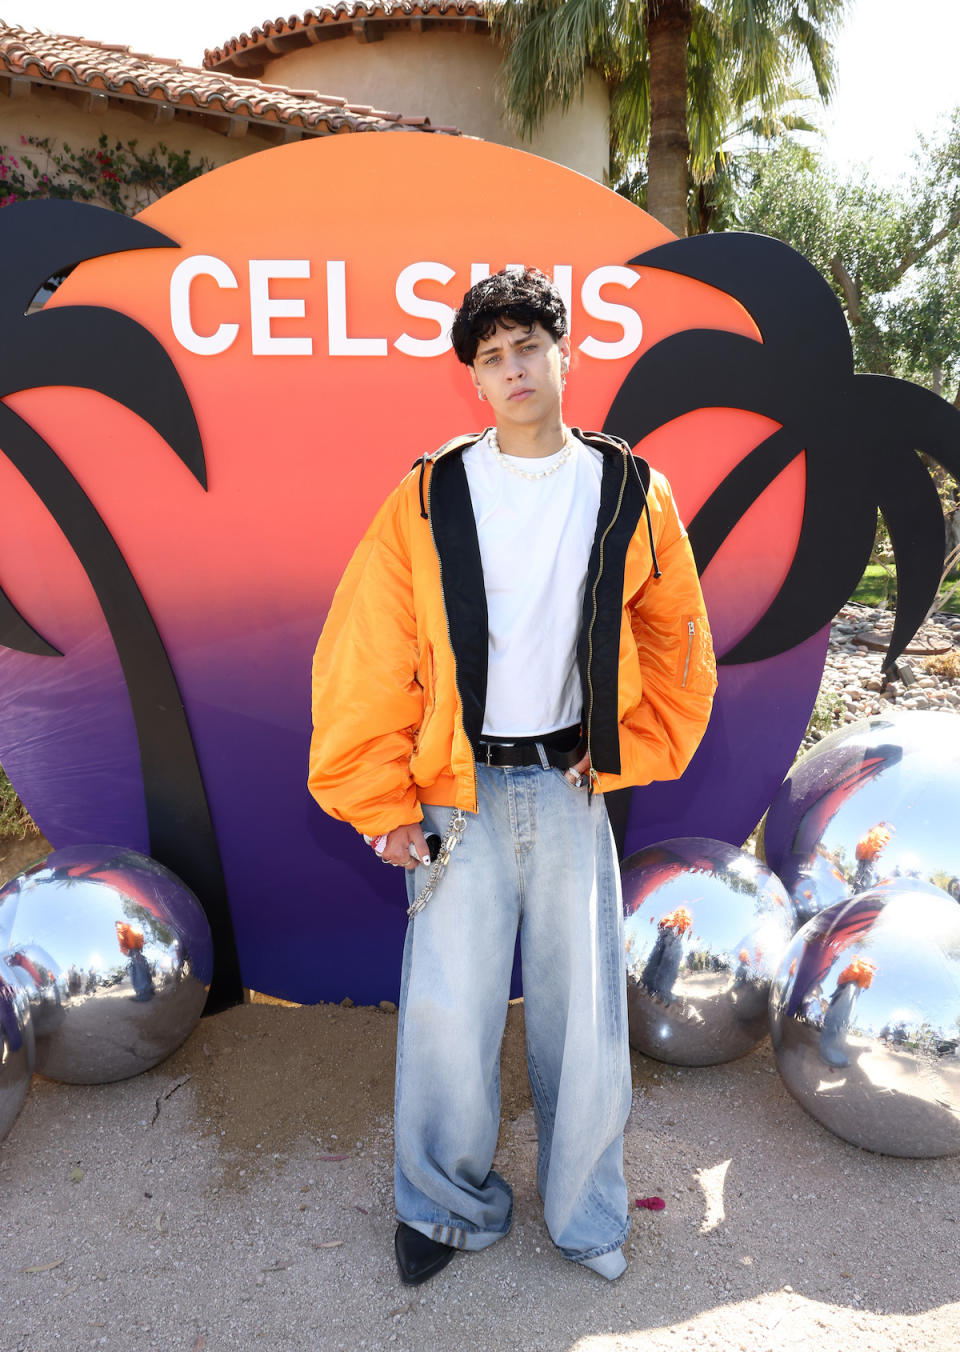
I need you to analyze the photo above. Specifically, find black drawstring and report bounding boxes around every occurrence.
[628,450,661,579]
[418,452,429,520]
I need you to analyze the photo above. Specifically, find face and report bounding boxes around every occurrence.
[469,320,570,431]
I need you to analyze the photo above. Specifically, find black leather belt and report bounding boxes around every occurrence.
[476,728,584,771]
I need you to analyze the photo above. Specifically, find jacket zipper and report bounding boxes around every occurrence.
[682,620,695,688]
[427,454,477,812]
[585,451,629,792]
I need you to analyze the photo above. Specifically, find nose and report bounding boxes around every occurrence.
[505,350,526,380]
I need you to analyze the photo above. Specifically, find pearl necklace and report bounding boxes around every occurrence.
[489,427,576,481]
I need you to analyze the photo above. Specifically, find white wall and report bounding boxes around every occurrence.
[262,30,610,182]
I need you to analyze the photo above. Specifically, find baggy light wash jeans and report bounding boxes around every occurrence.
[395,762,632,1278]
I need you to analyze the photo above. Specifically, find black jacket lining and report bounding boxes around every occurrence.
[428,429,651,767]
[575,432,648,775]
[428,447,489,750]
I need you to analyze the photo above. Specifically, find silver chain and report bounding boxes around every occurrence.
[407,809,467,919]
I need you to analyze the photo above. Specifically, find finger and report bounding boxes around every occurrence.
[570,752,591,775]
[408,824,430,866]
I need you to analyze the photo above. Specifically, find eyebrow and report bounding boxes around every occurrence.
[475,330,538,359]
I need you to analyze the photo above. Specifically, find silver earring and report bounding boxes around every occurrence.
[478,389,486,401]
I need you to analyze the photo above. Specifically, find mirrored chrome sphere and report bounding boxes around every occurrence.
[762,711,960,925]
[623,837,795,1066]
[0,956,34,1141]
[0,845,213,1084]
[769,886,960,1156]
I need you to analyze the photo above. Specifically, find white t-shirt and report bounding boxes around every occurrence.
[462,429,603,737]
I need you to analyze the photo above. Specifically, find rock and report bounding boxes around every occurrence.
[797,601,960,756]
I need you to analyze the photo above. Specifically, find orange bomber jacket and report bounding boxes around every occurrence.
[309,429,717,838]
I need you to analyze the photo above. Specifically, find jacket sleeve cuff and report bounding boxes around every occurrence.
[351,799,424,839]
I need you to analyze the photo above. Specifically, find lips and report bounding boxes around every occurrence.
[508,388,534,400]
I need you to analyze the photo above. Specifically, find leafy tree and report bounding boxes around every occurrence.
[734,130,960,594]
[734,132,960,398]
[494,0,847,236]
[616,86,819,234]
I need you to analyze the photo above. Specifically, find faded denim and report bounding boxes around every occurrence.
[394,763,632,1277]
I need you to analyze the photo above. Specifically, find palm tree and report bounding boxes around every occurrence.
[618,87,820,234]
[494,0,845,237]
[603,231,960,671]
[0,198,241,1009]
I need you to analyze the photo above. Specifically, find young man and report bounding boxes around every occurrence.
[309,269,716,1285]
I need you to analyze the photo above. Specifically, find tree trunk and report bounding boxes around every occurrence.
[646,0,693,237]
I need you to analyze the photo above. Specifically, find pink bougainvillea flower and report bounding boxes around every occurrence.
[635,1196,666,1211]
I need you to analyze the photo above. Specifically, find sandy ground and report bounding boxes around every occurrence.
[2,991,960,1352]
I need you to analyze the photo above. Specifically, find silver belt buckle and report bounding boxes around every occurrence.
[483,740,512,766]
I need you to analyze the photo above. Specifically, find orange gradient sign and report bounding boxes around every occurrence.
[0,136,823,1002]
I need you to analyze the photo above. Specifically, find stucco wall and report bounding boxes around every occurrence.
[0,87,260,202]
[261,30,610,182]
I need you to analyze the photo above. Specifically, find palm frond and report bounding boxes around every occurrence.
[686,425,803,571]
[719,447,878,665]
[0,199,176,317]
[0,589,60,657]
[604,327,782,439]
[495,0,625,135]
[782,8,837,101]
[610,232,960,668]
[874,446,948,668]
[4,306,205,488]
[687,10,731,178]
[629,232,853,374]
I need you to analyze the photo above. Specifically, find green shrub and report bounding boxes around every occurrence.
[806,687,844,737]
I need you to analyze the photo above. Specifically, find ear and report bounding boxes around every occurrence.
[469,365,482,392]
[559,334,571,366]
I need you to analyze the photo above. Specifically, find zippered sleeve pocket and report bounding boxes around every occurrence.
[414,642,437,742]
[676,614,716,695]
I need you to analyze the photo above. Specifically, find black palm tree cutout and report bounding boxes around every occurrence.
[604,232,960,671]
[0,199,240,1009]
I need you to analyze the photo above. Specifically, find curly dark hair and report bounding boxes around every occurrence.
[450,267,568,365]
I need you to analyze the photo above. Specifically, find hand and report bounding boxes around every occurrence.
[379,822,431,870]
[565,750,591,788]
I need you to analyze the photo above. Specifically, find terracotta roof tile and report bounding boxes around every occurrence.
[0,21,457,136]
[205,2,492,70]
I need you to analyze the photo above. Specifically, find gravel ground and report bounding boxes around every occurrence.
[2,1009,960,1352]
[2,609,960,1351]
[800,602,960,752]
